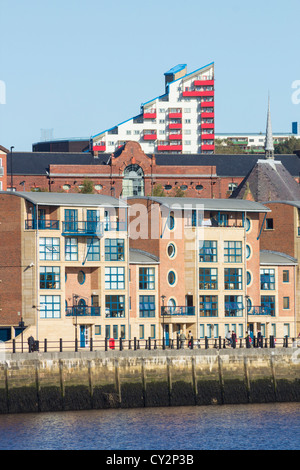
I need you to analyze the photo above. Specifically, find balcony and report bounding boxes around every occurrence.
[25,219,59,230]
[93,142,106,152]
[143,110,156,119]
[66,306,101,317]
[143,131,157,141]
[201,112,215,119]
[169,133,182,140]
[62,220,103,236]
[168,109,182,119]
[194,79,214,87]
[161,306,195,316]
[248,306,274,316]
[183,89,214,98]
[201,144,215,151]
[169,123,182,130]
[201,134,215,140]
[62,220,126,236]
[201,123,215,130]
[157,143,183,152]
[201,101,215,108]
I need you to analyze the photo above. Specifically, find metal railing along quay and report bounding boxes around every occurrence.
[7,335,300,354]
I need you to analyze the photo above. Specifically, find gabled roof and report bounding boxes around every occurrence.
[232,159,300,202]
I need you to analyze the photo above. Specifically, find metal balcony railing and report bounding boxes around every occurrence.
[25,219,60,230]
[161,306,195,316]
[65,306,101,317]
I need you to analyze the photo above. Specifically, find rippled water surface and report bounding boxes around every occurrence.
[0,403,299,450]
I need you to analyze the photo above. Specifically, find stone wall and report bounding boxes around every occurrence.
[0,349,299,414]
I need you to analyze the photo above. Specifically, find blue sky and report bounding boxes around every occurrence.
[1,0,300,151]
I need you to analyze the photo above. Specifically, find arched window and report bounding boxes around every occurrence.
[122,164,144,197]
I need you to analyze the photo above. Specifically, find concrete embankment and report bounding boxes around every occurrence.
[0,349,299,414]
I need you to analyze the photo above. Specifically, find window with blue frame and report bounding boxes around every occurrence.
[225,295,244,317]
[199,268,218,289]
[224,241,242,263]
[105,295,125,317]
[39,237,60,261]
[105,239,125,261]
[199,295,218,317]
[139,295,156,317]
[113,325,118,340]
[261,296,275,316]
[86,238,100,261]
[139,267,155,290]
[64,209,78,231]
[199,240,217,262]
[65,237,78,261]
[105,325,111,338]
[40,295,61,318]
[260,269,275,290]
[224,268,243,290]
[105,267,125,289]
[40,267,60,289]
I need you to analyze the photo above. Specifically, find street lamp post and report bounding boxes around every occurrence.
[161,295,166,349]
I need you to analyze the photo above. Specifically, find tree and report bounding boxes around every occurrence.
[151,183,165,197]
[172,186,185,197]
[274,137,300,154]
[79,179,94,194]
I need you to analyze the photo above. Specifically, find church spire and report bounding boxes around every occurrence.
[265,95,274,159]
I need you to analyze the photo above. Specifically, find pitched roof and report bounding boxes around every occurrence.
[232,159,300,202]
[6,150,300,179]
[0,191,127,207]
[128,196,271,213]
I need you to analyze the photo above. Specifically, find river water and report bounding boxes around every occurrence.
[0,403,298,451]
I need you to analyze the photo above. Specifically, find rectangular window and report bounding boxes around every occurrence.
[139,325,144,339]
[64,209,78,232]
[199,324,205,338]
[65,238,78,261]
[284,324,290,337]
[105,267,125,290]
[95,325,101,335]
[150,324,156,339]
[105,239,125,261]
[265,218,274,230]
[199,268,218,289]
[139,267,155,290]
[86,238,100,261]
[283,297,290,309]
[113,325,118,340]
[224,241,242,263]
[260,269,275,290]
[199,240,217,262]
[120,325,126,339]
[40,267,60,289]
[224,268,243,290]
[40,295,61,319]
[105,325,111,338]
[261,296,275,316]
[199,295,218,317]
[139,295,156,317]
[39,237,60,261]
[225,295,244,317]
[283,270,289,283]
[238,324,244,338]
[105,295,125,318]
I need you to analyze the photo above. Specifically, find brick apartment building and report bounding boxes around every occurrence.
[0,191,297,346]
